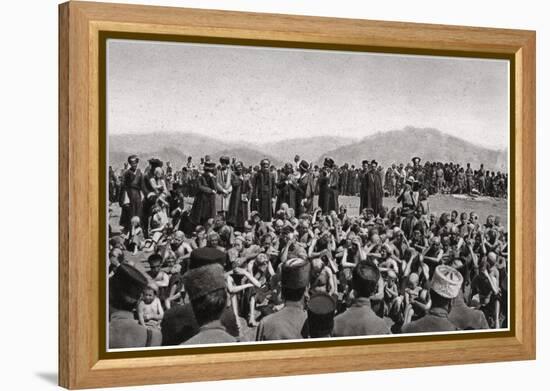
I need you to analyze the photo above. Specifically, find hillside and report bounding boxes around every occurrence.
[109,128,508,172]
[318,127,507,171]
[109,147,188,169]
[109,132,233,157]
[260,136,356,163]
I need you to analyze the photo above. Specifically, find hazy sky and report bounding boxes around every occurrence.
[107,39,509,149]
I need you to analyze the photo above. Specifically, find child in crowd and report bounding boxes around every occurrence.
[137,284,164,330]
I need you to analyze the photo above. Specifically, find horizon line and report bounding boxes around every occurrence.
[108,126,507,152]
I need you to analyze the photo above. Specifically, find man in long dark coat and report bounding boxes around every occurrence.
[318,158,339,214]
[276,163,298,211]
[119,155,146,232]
[190,162,217,227]
[253,159,276,222]
[295,160,314,216]
[226,161,251,231]
[346,165,356,196]
[359,160,370,214]
[360,160,384,216]
[339,164,349,195]
[368,160,384,216]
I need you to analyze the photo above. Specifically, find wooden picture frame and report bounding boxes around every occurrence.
[59,1,536,389]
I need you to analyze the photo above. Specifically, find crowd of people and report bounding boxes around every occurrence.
[108,153,508,349]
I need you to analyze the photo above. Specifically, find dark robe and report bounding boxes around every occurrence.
[318,169,339,214]
[109,167,118,203]
[119,168,145,231]
[253,170,276,222]
[359,171,368,213]
[359,169,384,216]
[276,172,297,211]
[296,172,314,215]
[339,168,348,195]
[140,169,159,238]
[249,172,258,212]
[189,173,217,226]
[227,173,250,231]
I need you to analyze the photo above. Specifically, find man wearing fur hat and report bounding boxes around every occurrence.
[318,157,339,214]
[216,156,233,217]
[401,265,462,333]
[190,161,218,227]
[256,258,310,341]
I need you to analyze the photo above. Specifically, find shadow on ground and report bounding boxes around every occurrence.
[35,372,58,385]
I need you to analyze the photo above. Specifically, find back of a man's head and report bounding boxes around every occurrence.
[182,263,228,327]
[191,288,228,326]
[352,262,380,298]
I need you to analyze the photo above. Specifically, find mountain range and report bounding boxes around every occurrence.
[108,127,507,171]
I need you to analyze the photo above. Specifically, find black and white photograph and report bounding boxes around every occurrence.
[106,39,510,350]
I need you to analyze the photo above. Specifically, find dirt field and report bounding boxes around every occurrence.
[334,193,508,228]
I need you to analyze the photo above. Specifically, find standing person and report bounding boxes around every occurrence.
[333,262,391,337]
[402,265,463,333]
[227,161,251,232]
[276,163,298,211]
[340,164,349,195]
[465,163,474,194]
[411,157,422,179]
[368,160,384,216]
[253,159,276,222]
[256,258,311,341]
[436,163,445,193]
[109,166,118,203]
[109,264,162,348]
[165,161,173,190]
[216,156,233,218]
[477,169,487,195]
[385,166,395,197]
[119,155,146,233]
[186,156,195,170]
[142,158,163,238]
[293,154,301,173]
[296,160,314,216]
[318,158,339,214]
[190,162,217,227]
[359,160,370,215]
